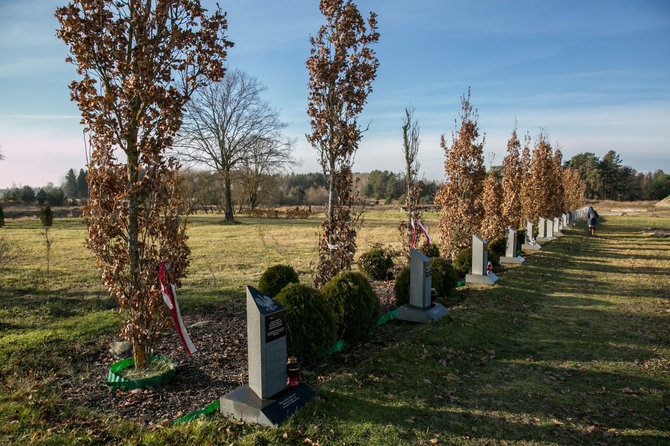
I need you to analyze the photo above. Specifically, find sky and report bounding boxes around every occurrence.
[0,0,669,189]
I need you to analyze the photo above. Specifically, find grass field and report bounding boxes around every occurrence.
[0,209,668,445]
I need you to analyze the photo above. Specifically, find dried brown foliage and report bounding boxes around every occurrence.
[56,0,232,368]
[552,148,566,214]
[519,133,533,222]
[435,90,485,260]
[480,170,505,242]
[522,131,560,223]
[501,128,524,229]
[239,207,312,219]
[562,167,586,211]
[306,0,379,286]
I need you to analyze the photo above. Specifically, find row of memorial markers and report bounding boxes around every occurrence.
[214,206,591,426]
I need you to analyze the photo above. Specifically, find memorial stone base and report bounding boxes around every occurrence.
[521,242,541,251]
[465,272,499,285]
[500,255,525,264]
[220,383,315,426]
[398,302,449,323]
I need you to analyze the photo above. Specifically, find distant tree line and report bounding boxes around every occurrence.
[362,170,438,205]
[1,168,88,205]
[565,151,669,200]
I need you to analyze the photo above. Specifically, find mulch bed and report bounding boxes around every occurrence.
[56,281,401,426]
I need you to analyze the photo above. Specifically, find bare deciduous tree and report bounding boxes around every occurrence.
[56,0,232,369]
[237,136,294,210]
[306,0,379,286]
[177,69,291,222]
[399,106,423,256]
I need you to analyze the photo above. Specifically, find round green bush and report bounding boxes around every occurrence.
[517,229,527,251]
[321,272,381,341]
[431,257,457,296]
[487,247,500,268]
[357,247,394,280]
[419,243,440,258]
[453,248,472,279]
[40,204,53,227]
[393,266,410,307]
[257,264,299,297]
[488,237,507,258]
[274,283,337,365]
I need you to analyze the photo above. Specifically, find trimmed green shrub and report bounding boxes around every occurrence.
[258,264,299,297]
[358,247,394,280]
[40,204,53,227]
[393,266,410,307]
[275,283,337,365]
[517,229,526,252]
[431,257,457,296]
[419,243,440,258]
[453,248,472,279]
[321,272,381,341]
[488,237,507,258]
[487,246,500,268]
[0,204,4,227]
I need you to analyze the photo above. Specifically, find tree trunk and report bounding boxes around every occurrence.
[133,342,147,370]
[224,172,234,222]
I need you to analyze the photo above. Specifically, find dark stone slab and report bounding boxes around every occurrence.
[220,383,315,426]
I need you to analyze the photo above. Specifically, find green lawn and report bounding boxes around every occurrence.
[0,212,668,445]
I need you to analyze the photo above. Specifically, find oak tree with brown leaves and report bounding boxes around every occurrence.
[480,169,505,242]
[523,131,559,223]
[562,167,586,211]
[56,0,232,369]
[306,0,379,286]
[435,90,486,260]
[501,128,524,229]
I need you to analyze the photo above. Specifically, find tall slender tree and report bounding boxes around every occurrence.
[501,128,523,229]
[523,131,557,223]
[551,148,565,214]
[399,106,423,255]
[480,168,505,242]
[306,0,379,286]
[57,0,232,369]
[435,89,485,260]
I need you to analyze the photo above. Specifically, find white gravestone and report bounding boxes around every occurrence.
[553,216,564,236]
[500,227,525,264]
[466,235,498,285]
[522,221,541,251]
[537,217,552,242]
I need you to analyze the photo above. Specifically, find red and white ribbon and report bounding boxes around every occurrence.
[324,234,349,258]
[487,260,493,274]
[410,213,432,248]
[159,262,197,356]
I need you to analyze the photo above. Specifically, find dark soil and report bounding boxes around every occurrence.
[55,281,404,426]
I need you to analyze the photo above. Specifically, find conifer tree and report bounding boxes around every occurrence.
[435,89,485,260]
